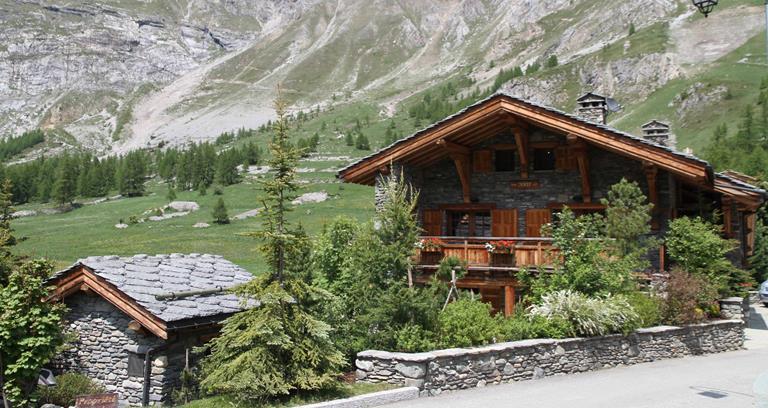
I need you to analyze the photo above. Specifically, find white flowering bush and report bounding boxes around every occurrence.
[527,290,639,337]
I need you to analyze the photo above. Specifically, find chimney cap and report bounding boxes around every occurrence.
[577,92,622,113]
[576,92,607,103]
[641,120,670,130]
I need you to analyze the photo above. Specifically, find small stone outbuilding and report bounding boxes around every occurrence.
[49,254,254,406]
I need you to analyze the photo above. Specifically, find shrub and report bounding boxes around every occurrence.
[37,372,105,407]
[498,314,571,341]
[661,267,718,325]
[394,323,437,352]
[665,216,749,297]
[438,298,502,348]
[527,290,639,337]
[625,291,662,328]
[666,217,735,273]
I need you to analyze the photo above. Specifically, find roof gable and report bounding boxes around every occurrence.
[50,254,254,339]
[337,92,764,207]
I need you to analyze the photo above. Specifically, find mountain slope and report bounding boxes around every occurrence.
[1,0,766,156]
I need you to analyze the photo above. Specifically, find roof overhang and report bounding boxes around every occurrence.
[49,264,170,339]
[338,94,713,187]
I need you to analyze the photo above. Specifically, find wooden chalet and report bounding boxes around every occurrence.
[338,92,766,315]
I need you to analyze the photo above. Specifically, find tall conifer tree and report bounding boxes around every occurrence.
[200,87,343,402]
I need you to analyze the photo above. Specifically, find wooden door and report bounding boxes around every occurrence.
[525,209,552,237]
[422,209,442,236]
[491,209,518,237]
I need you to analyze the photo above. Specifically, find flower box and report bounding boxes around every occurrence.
[420,251,444,265]
[491,253,516,267]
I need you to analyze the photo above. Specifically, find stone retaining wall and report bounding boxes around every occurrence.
[355,320,744,396]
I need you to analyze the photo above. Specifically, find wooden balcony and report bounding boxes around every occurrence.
[415,236,558,270]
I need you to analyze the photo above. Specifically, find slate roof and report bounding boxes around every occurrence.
[336,91,765,196]
[54,253,254,326]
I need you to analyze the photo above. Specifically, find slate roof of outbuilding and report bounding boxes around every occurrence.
[53,253,254,324]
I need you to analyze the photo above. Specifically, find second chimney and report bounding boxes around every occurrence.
[641,120,676,150]
[576,92,608,124]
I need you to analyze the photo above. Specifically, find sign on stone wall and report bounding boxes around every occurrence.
[510,180,541,189]
[75,393,118,408]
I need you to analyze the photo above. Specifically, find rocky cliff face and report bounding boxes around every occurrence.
[0,0,763,154]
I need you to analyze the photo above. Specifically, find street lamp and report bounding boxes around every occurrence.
[691,0,718,17]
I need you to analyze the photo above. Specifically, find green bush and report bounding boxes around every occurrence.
[498,314,571,341]
[37,372,105,407]
[527,290,639,337]
[438,298,502,348]
[394,323,437,352]
[625,292,662,328]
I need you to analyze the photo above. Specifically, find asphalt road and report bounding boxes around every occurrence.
[385,305,768,408]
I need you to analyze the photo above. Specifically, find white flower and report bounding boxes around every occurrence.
[484,242,495,252]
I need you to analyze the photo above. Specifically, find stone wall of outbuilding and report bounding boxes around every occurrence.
[54,293,171,405]
[355,320,744,396]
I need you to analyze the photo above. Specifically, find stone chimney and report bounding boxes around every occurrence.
[641,120,676,150]
[576,92,609,124]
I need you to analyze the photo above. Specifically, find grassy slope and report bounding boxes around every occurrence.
[13,169,374,273]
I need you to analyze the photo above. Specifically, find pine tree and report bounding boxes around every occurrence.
[546,54,559,68]
[166,185,177,202]
[355,133,370,150]
[345,131,354,146]
[118,151,147,197]
[199,86,343,403]
[52,155,76,206]
[628,22,636,36]
[212,197,229,224]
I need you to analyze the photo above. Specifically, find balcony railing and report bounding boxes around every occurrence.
[416,236,558,270]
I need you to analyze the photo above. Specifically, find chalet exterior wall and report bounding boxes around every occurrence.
[355,320,744,396]
[392,128,674,237]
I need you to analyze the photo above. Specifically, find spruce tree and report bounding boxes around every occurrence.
[200,87,343,403]
[166,185,177,202]
[212,197,229,225]
[52,155,76,206]
[355,133,370,150]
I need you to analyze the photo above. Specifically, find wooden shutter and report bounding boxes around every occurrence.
[473,150,493,173]
[422,209,443,236]
[491,209,518,237]
[555,146,577,171]
[525,209,552,237]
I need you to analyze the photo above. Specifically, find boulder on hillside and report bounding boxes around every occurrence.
[292,191,328,206]
[167,201,199,212]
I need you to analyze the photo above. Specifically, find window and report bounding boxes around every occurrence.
[533,148,556,170]
[127,352,145,377]
[495,149,516,172]
[448,211,492,237]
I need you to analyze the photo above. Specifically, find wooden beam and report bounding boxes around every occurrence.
[644,163,659,229]
[512,126,529,179]
[341,100,505,183]
[51,266,169,339]
[498,100,710,182]
[128,320,148,336]
[438,139,472,203]
[568,135,591,203]
[436,139,471,155]
[722,198,733,237]
[504,286,515,317]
